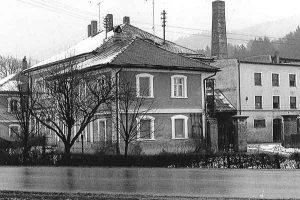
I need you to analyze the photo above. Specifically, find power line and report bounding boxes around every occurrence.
[14,0,300,45]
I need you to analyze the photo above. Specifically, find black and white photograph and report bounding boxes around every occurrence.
[1,0,300,199]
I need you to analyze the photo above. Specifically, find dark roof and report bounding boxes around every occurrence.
[79,37,218,72]
[207,89,236,112]
[32,23,206,69]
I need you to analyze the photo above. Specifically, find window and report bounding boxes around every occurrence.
[97,119,107,142]
[8,98,19,113]
[273,96,280,109]
[137,116,155,140]
[289,74,296,87]
[35,78,45,93]
[254,119,266,128]
[290,96,297,109]
[9,124,20,138]
[254,73,262,86]
[272,73,279,86]
[136,73,154,98]
[171,75,187,98]
[171,115,188,139]
[255,96,262,109]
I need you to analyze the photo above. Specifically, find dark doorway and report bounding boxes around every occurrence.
[273,118,282,142]
[217,112,236,152]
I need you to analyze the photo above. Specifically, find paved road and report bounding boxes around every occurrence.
[0,167,299,199]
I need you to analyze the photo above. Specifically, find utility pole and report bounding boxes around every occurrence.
[97,1,101,32]
[161,10,167,44]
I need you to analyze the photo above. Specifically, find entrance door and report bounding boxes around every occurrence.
[273,119,282,142]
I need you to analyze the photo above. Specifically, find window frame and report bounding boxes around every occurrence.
[171,115,188,139]
[289,74,296,87]
[136,115,155,141]
[254,119,266,128]
[254,73,262,86]
[171,75,188,98]
[136,73,154,98]
[7,97,19,113]
[272,95,280,109]
[290,96,297,109]
[9,124,20,138]
[254,96,263,109]
[97,118,107,142]
[271,73,279,87]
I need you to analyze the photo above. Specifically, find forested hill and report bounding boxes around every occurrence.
[226,26,300,59]
[176,26,300,60]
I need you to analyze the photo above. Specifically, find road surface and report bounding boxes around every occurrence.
[0,167,299,199]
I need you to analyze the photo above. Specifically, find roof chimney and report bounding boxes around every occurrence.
[123,16,130,24]
[114,25,122,42]
[22,56,27,71]
[91,20,98,37]
[105,14,114,32]
[272,51,280,63]
[88,24,92,37]
[211,0,228,59]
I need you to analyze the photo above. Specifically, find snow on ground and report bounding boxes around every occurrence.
[247,143,300,155]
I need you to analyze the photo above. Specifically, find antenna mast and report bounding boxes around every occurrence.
[161,10,166,44]
[145,0,155,35]
[152,0,155,35]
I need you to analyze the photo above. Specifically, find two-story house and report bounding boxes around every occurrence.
[26,15,218,154]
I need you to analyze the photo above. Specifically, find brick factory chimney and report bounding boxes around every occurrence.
[123,16,130,24]
[91,20,98,37]
[88,24,92,37]
[211,0,228,59]
[106,14,114,32]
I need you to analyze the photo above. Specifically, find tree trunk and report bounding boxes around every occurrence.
[63,143,71,164]
[22,136,29,165]
[22,143,29,165]
[124,141,129,156]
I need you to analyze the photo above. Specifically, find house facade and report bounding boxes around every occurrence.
[26,15,218,154]
[212,57,300,149]
[0,73,21,142]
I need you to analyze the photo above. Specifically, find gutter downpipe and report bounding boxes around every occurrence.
[203,70,217,148]
[238,60,241,115]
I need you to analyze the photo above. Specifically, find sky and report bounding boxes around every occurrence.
[1,0,300,63]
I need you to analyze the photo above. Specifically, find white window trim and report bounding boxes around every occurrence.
[97,118,107,142]
[254,72,262,86]
[34,77,46,93]
[271,73,280,87]
[289,73,297,87]
[290,96,297,109]
[272,95,281,109]
[254,95,263,110]
[9,124,20,138]
[171,115,188,139]
[90,122,93,143]
[171,75,187,98]
[7,97,19,113]
[136,73,154,98]
[136,115,155,141]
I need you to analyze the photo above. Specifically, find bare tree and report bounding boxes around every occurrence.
[30,62,115,161]
[13,73,42,164]
[115,73,156,156]
[0,55,22,78]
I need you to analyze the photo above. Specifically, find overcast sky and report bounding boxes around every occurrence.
[1,0,300,63]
